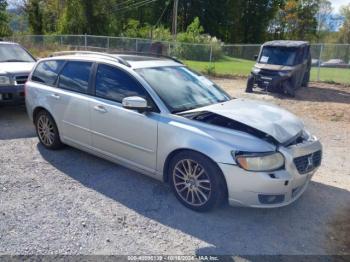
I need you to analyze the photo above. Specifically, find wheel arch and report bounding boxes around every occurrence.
[163,148,228,199]
[33,106,57,125]
[32,107,61,135]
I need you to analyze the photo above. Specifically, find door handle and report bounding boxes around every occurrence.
[50,93,60,100]
[94,105,107,113]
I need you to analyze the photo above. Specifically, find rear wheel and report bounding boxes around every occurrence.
[302,71,310,87]
[35,110,64,150]
[169,151,227,212]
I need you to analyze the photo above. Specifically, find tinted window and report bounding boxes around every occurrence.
[32,60,65,85]
[59,61,92,93]
[95,64,148,102]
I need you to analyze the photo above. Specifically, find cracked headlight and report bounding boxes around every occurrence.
[0,76,10,85]
[233,152,285,172]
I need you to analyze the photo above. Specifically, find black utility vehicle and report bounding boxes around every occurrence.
[246,40,311,97]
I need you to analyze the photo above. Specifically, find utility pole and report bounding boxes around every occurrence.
[172,0,179,40]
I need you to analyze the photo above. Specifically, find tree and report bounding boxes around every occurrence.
[316,0,333,42]
[338,4,350,44]
[0,0,11,36]
[270,0,320,41]
[26,0,44,34]
[338,4,350,63]
[58,0,87,34]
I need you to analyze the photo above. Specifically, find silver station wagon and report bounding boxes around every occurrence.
[25,51,322,211]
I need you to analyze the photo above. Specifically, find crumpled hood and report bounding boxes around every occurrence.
[255,63,294,71]
[0,62,35,75]
[188,99,304,143]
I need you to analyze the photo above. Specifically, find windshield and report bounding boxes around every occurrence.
[259,46,297,66]
[135,66,231,113]
[0,44,35,63]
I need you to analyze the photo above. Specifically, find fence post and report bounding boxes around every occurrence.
[209,45,213,63]
[60,35,63,46]
[84,34,87,50]
[135,39,138,52]
[317,44,324,82]
[107,36,110,51]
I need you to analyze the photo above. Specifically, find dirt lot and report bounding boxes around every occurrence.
[0,79,349,256]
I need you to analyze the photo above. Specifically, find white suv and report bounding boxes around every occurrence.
[26,52,322,211]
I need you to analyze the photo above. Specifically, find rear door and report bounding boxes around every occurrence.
[89,64,158,173]
[54,61,93,147]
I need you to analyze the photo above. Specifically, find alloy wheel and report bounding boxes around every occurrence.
[37,114,55,146]
[173,159,212,207]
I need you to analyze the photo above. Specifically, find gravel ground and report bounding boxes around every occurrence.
[0,80,349,256]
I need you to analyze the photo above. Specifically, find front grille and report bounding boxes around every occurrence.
[14,75,29,85]
[293,150,322,174]
[259,69,278,77]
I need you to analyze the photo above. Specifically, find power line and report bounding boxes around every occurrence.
[114,0,137,8]
[154,1,171,28]
[113,0,158,13]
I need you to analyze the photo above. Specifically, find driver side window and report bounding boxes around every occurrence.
[95,64,148,103]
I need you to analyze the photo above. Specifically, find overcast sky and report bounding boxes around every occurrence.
[330,0,350,13]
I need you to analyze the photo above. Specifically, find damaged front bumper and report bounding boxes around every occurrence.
[219,137,322,208]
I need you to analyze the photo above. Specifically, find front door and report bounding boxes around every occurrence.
[89,64,158,173]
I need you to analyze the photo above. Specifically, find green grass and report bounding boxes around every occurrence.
[184,56,350,85]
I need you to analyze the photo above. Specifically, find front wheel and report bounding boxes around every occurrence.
[282,81,295,97]
[245,75,254,93]
[35,110,64,150]
[169,151,227,212]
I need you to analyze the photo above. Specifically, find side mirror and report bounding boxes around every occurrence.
[254,55,258,61]
[122,96,150,112]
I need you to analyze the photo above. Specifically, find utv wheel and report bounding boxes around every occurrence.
[35,110,64,150]
[302,71,310,87]
[169,151,227,212]
[283,81,295,97]
[245,75,254,93]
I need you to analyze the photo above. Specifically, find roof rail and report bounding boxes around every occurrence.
[50,51,131,67]
[115,52,184,65]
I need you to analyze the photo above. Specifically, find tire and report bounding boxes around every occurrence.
[169,151,227,212]
[302,71,310,87]
[282,81,295,97]
[245,75,254,93]
[35,110,64,150]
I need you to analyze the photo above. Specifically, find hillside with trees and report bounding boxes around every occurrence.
[3,0,350,45]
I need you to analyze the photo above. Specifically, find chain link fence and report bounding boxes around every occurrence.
[7,34,350,85]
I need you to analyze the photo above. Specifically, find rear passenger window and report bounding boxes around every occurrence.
[95,64,148,102]
[32,60,65,86]
[58,61,92,94]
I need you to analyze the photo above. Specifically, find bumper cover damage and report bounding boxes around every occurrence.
[220,138,322,207]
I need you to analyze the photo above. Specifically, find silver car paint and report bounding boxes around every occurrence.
[186,98,305,143]
[26,55,322,207]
